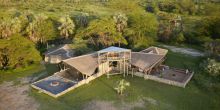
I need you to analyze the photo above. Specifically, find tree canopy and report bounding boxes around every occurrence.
[76,17,127,48]
[0,34,41,69]
[26,14,57,43]
[126,11,158,49]
[58,15,75,39]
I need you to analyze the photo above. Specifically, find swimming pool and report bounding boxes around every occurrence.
[33,75,77,95]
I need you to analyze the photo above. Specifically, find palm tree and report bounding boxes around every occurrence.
[113,13,128,33]
[114,79,130,95]
[0,21,11,39]
[113,13,128,46]
[58,16,75,39]
[11,17,21,34]
[76,13,89,27]
[26,14,48,43]
[26,22,38,42]
[0,17,21,39]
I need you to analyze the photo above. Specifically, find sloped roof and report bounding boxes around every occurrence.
[61,46,167,76]
[131,52,165,70]
[62,53,98,76]
[141,46,168,55]
[98,46,130,53]
[44,44,73,59]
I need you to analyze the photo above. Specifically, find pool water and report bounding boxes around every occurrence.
[33,76,76,95]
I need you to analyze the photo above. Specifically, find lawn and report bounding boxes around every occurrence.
[30,52,220,110]
[0,64,59,84]
[0,63,43,83]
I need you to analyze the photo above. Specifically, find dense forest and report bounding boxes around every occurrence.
[0,0,219,72]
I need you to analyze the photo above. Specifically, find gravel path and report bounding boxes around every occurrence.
[0,79,39,110]
[161,45,205,57]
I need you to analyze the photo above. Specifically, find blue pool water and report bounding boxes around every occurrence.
[33,76,76,95]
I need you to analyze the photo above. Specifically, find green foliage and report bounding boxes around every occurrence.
[205,39,220,56]
[178,0,196,15]
[76,17,127,48]
[158,0,179,13]
[145,1,159,13]
[58,15,75,39]
[26,14,57,43]
[0,34,41,69]
[75,13,89,28]
[172,33,185,44]
[113,13,128,33]
[0,17,21,39]
[200,58,220,76]
[126,11,158,49]
[109,0,142,13]
[0,48,9,69]
[114,79,130,95]
[72,38,92,56]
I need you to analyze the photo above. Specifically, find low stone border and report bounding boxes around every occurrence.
[133,72,194,88]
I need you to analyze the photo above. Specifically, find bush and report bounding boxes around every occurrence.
[200,58,220,76]
[0,34,41,69]
[72,38,92,56]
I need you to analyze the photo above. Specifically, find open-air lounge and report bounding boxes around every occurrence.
[31,46,194,98]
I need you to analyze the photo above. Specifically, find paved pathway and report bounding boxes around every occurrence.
[161,45,205,57]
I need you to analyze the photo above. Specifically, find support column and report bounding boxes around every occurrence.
[123,58,125,77]
[132,68,134,77]
[126,63,128,76]
[107,61,109,78]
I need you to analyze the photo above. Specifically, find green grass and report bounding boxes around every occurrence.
[0,63,59,84]
[30,52,220,110]
[0,63,44,83]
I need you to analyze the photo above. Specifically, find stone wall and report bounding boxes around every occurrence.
[133,72,194,88]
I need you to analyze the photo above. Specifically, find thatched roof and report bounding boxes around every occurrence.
[61,46,167,76]
[131,52,165,71]
[62,53,98,76]
[141,46,168,55]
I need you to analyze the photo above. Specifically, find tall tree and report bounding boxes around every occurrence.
[126,11,158,49]
[0,47,10,70]
[26,14,56,43]
[75,13,89,28]
[113,13,128,47]
[113,13,128,33]
[58,15,75,39]
[76,17,127,48]
[0,17,21,39]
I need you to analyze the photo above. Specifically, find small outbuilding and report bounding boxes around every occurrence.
[44,44,74,64]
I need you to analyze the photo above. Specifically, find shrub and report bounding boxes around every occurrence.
[200,58,220,76]
[0,34,41,70]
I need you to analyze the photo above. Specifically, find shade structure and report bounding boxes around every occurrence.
[131,52,165,71]
[98,46,131,53]
[62,53,98,76]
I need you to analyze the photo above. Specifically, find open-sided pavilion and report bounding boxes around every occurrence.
[32,46,193,98]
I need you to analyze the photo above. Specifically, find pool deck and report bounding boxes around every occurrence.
[31,71,79,98]
[32,75,77,95]
[145,68,194,88]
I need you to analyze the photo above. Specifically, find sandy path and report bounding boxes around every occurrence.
[161,45,205,57]
[0,80,39,110]
[83,98,154,110]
